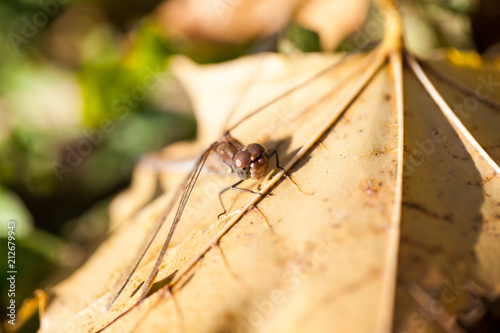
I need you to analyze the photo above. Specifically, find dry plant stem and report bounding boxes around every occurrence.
[375,47,404,332]
[406,53,500,175]
[371,1,404,331]
[417,60,500,111]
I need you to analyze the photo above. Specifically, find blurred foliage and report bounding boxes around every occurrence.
[280,22,321,54]
[78,22,176,126]
[0,0,498,331]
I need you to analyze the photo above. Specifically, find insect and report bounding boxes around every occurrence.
[212,133,276,218]
[107,127,290,309]
[107,40,379,311]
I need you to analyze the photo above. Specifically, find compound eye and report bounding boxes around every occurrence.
[233,151,251,169]
[247,143,265,156]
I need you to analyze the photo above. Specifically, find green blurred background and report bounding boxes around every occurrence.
[0,0,499,331]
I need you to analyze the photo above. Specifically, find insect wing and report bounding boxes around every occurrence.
[107,147,213,309]
[137,147,213,302]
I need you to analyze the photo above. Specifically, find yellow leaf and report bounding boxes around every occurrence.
[35,5,500,333]
[155,0,369,49]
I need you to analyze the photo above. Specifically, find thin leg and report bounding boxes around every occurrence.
[268,150,308,194]
[218,180,261,219]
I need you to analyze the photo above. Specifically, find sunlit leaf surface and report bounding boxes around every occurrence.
[38,28,500,333]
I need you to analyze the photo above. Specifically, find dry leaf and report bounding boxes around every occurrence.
[155,0,370,50]
[35,6,500,333]
[295,0,370,50]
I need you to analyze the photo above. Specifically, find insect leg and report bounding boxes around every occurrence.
[218,180,261,219]
[267,150,308,194]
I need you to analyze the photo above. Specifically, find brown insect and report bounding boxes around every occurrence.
[107,129,284,309]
